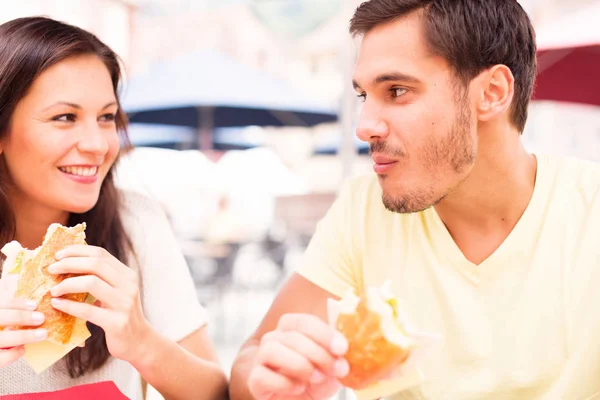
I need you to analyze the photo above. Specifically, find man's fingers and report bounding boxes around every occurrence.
[262,330,346,378]
[248,364,304,400]
[277,313,348,356]
[257,340,315,382]
[0,346,25,367]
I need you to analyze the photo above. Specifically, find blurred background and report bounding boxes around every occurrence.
[2,1,599,399]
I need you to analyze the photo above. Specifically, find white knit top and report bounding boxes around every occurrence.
[0,191,209,398]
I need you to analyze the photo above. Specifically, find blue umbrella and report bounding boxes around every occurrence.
[121,50,338,148]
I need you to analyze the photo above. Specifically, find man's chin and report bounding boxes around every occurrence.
[381,192,433,214]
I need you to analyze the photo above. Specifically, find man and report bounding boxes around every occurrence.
[230,1,600,399]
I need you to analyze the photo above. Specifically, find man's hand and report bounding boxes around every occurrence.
[248,313,350,400]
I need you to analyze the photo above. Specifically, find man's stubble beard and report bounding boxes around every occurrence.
[381,99,476,214]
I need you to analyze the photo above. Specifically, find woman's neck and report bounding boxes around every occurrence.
[11,196,69,249]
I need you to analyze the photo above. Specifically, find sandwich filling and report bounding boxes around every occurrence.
[339,281,414,349]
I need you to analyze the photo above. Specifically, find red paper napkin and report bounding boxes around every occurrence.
[0,381,129,400]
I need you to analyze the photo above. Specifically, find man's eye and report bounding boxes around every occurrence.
[52,114,76,122]
[391,88,408,98]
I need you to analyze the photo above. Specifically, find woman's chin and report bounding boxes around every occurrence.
[61,197,98,215]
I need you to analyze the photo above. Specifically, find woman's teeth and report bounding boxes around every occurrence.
[59,166,98,177]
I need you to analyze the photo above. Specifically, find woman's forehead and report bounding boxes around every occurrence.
[20,55,116,111]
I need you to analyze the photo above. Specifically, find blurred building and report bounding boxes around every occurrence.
[0,1,134,66]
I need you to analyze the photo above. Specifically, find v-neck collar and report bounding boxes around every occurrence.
[422,154,550,285]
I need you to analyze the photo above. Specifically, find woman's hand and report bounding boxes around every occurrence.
[0,297,47,367]
[48,245,153,363]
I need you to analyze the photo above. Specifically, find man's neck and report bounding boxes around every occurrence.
[11,194,69,249]
[434,127,537,264]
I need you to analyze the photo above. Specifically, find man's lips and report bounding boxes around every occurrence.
[371,154,398,174]
[372,154,397,165]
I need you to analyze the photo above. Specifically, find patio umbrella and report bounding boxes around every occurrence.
[533,3,600,106]
[121,50,338,149]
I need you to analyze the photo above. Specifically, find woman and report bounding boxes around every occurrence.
[0,16,227,399]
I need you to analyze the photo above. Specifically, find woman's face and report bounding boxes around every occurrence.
[1,54,120,215]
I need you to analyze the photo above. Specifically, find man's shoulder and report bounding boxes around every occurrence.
[341,174,380,196]
[544,153,600,176]
[338,174,416,229]
[541,154,600,217]
[542,153,600,194]
[340,174,387,213]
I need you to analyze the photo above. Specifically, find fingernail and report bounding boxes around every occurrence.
[55,251,65,260]
[25,300,37,310]
[34,329,47,340]
[47,266,58,274]
[51,298,62,307]
[31,312,44,325]
[334,359,350,378]
[330,332,349,355]
[310,370,326,384]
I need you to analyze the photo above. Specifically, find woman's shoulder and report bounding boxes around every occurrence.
[116,190,177,269]
[117,189,168,222]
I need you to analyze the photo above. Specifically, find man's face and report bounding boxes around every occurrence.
[353,11,478,214]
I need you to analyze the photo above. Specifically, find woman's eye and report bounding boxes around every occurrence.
[52,114,76,122]
[356,93,367,102]
[100,113,117,122]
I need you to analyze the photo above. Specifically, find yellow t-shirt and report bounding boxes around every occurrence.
[298,153,600,400]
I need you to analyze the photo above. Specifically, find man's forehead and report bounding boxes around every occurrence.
[353,15,446,86]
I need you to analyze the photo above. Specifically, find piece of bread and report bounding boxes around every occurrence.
[1,223,89,345]
[334,283,414,390]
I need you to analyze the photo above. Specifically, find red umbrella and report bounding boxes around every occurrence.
[533,4,600,106]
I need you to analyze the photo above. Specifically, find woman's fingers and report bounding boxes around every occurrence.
[0,297,38,311]
[50,298,112,328]
[50,275,119,308]
[0,309,45,327]
[0,328,47,348]
[0,346,25,367]
[47,257,122,289]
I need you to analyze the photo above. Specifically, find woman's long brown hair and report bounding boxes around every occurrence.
[0,16,134,377]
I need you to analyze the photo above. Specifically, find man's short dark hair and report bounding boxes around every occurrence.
[350,0,537,133]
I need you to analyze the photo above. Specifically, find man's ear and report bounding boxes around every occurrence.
[476,65,515,122]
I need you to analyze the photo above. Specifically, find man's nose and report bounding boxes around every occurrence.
[356,114,389,142]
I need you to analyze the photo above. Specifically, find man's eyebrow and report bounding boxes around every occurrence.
[374,72,421,85]
[353,71,422,90]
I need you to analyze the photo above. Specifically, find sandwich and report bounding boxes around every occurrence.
[1,223,90,345]
[332,282,415,390]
